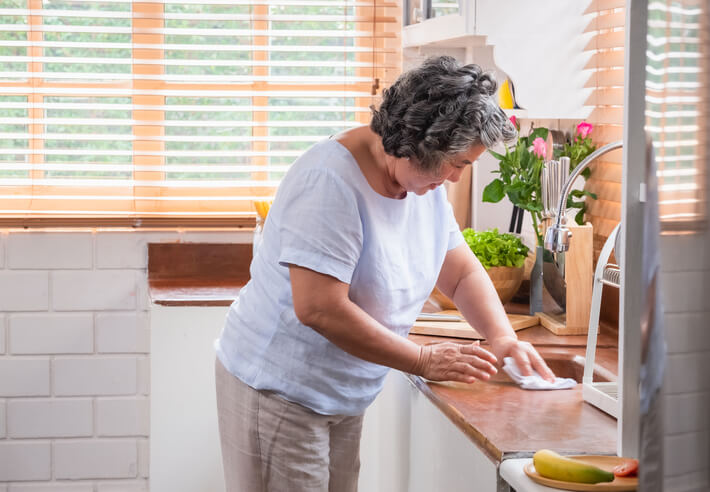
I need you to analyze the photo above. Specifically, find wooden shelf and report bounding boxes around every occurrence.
[403,14,484,49]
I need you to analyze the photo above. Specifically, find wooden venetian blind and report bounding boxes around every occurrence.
[583,0,626,326]
[646,0,707,230]
[583,0,626,261]
[0,0,401,227]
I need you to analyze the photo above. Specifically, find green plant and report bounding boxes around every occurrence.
[462,228,529,270]
[558,121,598,225]
[482,121,549,246]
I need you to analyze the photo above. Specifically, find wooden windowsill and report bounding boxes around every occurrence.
[148,242,252,307]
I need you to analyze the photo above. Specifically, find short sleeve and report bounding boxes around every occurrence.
[277,169,363,284]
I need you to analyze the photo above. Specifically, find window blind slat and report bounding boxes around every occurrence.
[583,30,625,51]
[0,41,398,54]
[583,10,625,32]
[1,9,398,22]
[583,0,626,15]
[0,25,397,37]
[583,67,625,88]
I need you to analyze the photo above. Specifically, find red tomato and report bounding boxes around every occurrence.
[613,458,639,477]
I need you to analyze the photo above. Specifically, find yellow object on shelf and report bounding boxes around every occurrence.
[253,199,273,220]
[499,78,515,110]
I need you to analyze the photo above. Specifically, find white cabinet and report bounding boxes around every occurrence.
[360,372,498,492]
[150,305,228,492]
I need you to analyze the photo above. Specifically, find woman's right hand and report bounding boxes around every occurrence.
[410,341,498,383]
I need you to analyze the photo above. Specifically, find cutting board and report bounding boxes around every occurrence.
[523,455,637,491]
[411,311,539,339]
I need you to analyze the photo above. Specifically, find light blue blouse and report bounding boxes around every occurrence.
[215,138,463,415]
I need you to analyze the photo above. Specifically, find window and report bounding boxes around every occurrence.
[0,0,401,227]
[646,0,707,230]
[583,0,708,238]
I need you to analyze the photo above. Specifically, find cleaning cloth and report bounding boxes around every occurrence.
[502,357,577,390]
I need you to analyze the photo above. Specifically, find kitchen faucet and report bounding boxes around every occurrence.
[544,140,624,252]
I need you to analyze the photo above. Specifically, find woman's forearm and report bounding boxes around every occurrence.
[451,259,517,344]
[303,296,422,373]
[289,265,422,373]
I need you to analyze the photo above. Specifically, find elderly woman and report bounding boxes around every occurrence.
[214,56,555,492]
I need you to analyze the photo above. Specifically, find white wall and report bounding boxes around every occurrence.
[660,229,710,492]
[0,228,248,491]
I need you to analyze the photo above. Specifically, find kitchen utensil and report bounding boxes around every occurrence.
[523,455,637,491]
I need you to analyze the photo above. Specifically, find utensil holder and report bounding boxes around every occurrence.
[537,223,594,335]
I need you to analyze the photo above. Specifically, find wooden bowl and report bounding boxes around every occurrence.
[429,265,525,309]
[487,265,525,305]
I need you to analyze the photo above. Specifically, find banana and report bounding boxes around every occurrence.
[533,449,615,484]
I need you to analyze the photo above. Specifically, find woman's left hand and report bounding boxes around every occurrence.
[489,336,556,382]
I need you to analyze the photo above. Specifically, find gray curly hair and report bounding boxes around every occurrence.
[370,56,517,171]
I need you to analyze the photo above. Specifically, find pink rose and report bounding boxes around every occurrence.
[509,115,518,129]
[576,121,593,139]
[532,137,546,158]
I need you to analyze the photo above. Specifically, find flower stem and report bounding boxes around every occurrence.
[531,212,544,247]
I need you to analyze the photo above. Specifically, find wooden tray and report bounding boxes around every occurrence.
[523,455,637,491]
[410,312,538,340]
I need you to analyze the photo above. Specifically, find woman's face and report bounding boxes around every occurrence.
[400,143,487,196]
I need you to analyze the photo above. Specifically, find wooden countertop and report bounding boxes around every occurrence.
[406,330,618,462]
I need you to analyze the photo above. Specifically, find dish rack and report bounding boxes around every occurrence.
[583,222,621,418]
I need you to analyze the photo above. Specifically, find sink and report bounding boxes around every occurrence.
[541,351,615,383]
[492,349,616,384]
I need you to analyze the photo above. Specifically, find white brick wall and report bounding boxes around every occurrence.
[0,314,5,354]
[54,440,138,479]
[96,397,149,436]
[0,272,49,312]
[0,400,5,438]
[0,231,5,268]
[8,484,94,492]
[97,481,149,492]
[52,271,137,311]
[7,399,93,438]
[0,442,51,481]
[0,229,247,490]
[660,231,710,492]
[7,233,92,270]
[0,359,50,397]
[54,357,138,396]
[9,314,93,355]
[96,313,149,354]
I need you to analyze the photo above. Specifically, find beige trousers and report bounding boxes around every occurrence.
[215,358,364,492]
